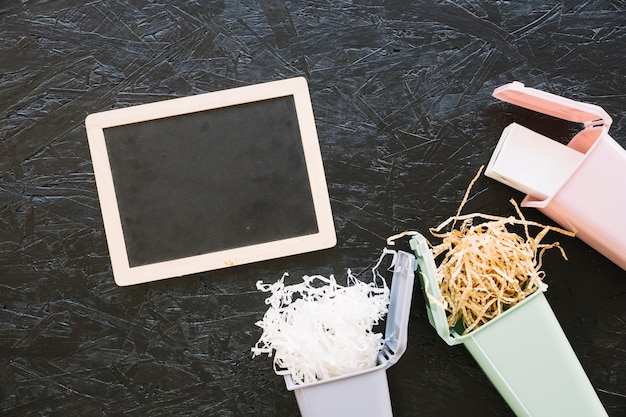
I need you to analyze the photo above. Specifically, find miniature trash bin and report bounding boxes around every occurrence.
[409,232,608,417]
[283,250,416,417]
[486,81,626,270]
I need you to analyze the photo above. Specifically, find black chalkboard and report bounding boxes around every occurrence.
[86,78,336,285]
[103,96,318,267]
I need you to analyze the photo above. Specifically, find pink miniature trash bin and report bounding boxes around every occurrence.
[486,81,626,270]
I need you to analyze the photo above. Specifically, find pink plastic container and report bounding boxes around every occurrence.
[489,81,626,270]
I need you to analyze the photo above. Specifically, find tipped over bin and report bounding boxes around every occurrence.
[486,81,626,270]
[410,232,607,417]
[283,250,416,417]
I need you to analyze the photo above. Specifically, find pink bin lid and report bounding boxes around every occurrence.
[493,81,612,128]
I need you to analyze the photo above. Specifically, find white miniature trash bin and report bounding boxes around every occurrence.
[283,250,416,417]
[409,233,608,417]
[486,81,626,270]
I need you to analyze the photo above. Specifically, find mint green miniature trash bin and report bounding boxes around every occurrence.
[409,233,608,417]
[283,250,416,417]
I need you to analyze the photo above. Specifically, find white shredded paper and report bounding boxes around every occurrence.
[252,269,390,385]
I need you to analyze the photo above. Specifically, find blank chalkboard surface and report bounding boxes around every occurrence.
[86,78,336,286]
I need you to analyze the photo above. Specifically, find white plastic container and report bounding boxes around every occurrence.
[486,81,626,270]
[283,250,416,417]
[410,232,608,417]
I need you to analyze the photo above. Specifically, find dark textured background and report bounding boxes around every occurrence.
[1,1,625,416]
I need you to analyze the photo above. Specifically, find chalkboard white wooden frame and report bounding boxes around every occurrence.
[86,77,336,286]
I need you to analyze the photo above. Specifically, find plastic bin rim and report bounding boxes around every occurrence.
[453,290,545,341]
[283,359,387,391]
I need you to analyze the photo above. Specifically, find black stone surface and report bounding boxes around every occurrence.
[1,1,625,416]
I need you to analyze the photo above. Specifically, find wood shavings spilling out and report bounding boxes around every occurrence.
[252,271,389,385]
[430,166,574,335]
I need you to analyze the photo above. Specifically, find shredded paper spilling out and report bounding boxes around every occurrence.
[252,270,390,385]
[430,166,574,334]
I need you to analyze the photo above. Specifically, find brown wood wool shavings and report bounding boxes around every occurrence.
[430,166,574,334]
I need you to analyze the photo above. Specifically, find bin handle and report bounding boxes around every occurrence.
[373,249,416,368]
[410,233,461,346]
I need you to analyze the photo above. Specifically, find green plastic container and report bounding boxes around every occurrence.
[410,233,608,417]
